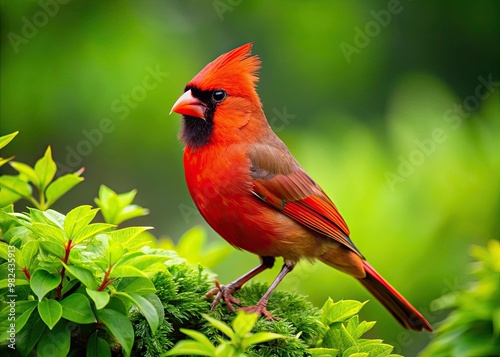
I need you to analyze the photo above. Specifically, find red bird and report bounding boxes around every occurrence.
[170,43,432,332]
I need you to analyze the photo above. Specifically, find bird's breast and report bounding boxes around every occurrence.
[182,145,326,260]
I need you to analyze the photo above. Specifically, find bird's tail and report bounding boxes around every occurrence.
[358,261,433,332]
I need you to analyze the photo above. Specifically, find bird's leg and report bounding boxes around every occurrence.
[207,256,275,312]
[240,260,295,320]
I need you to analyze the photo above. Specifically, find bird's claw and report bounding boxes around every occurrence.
[239,304,279,321]
[206,279,242,312]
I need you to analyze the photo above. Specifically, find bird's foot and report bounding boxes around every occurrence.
[239,304,278,321]
[206,279,242,312]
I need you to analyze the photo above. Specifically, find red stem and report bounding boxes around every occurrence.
[22,267,31,280]
[97,265,114,291]
[56,240,72,300]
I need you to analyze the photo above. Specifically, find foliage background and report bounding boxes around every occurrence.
[1,1,499,355]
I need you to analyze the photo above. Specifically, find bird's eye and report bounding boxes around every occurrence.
[212,90,227,103]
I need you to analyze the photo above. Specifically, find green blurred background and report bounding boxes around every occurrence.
[1,1,499,355]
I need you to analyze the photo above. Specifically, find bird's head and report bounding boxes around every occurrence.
[171,43,266,149]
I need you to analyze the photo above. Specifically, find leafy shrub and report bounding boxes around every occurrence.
[420,240,500,357]
[0,132,83,210]
[0,132,166,356]
[166,282,403,357]
[131,263,212,356]
[1,132,404,356]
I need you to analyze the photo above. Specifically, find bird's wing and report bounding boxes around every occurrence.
[248,143,362,257]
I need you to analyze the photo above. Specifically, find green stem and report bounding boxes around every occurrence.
[27,195,40,209]
[39,189,47,210]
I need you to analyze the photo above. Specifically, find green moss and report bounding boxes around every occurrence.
[132,263,212,356]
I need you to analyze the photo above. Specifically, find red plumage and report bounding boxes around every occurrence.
[171,43,432,332]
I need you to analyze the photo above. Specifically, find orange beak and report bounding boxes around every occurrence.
[170,89,206,119]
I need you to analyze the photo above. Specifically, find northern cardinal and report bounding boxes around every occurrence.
[170,43,432,332]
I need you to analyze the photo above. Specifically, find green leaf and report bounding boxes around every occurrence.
[61,278,80,296]
[215,343,238,356]
[39,239,66,258]
[64,263,98,289]
[179,328,216,351]
[45,172,84,207]
[64,205,100,239]
[345,315,359,337]
[96,308,134,357]
[116,204,150,224]
[203,314,234,339]
[0,185,22,206]
[87,288,110,309]
[1,203,15,217]
[0,131,18,150]
[143,293,164,324]
[0,244,24,268]
[73,233,109,271]
[38,298,63,330]
[354,320,376,339]
[114,253,169,272]
[338,324,357,351]
[232,310,258,337]
[108,226,152,244]
[116,277,156,295]
[60,293,96,324]
[322,299,367,325]
[0,301,37,341]
[15,312,46,356]
[31,222,67,243]
[0,156,14,167]
[165,340,216,356]
[43,209,66,228]
[107,296,127,315]
[0,175,32,198]
[308,347,340,356]
[323,325,342,349]
[109,265,147,278]
[87,332,111,357]
[37,320,71,357]
[114,291,159,334]
[106,237,124,266]
[34,146,57,192]
[28,207,53,224]
[30,269,62,301]
[95,185,149,225]
[343,341,394,357]
[94,185,119,224]
[108,226,154,251]
[10,161,39,186]
[73,223,115,245]
[0,278,29,289]
[22,240,40,270]
[241,332,285,350]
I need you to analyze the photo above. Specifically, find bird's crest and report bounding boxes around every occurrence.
[188,43,261,99]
